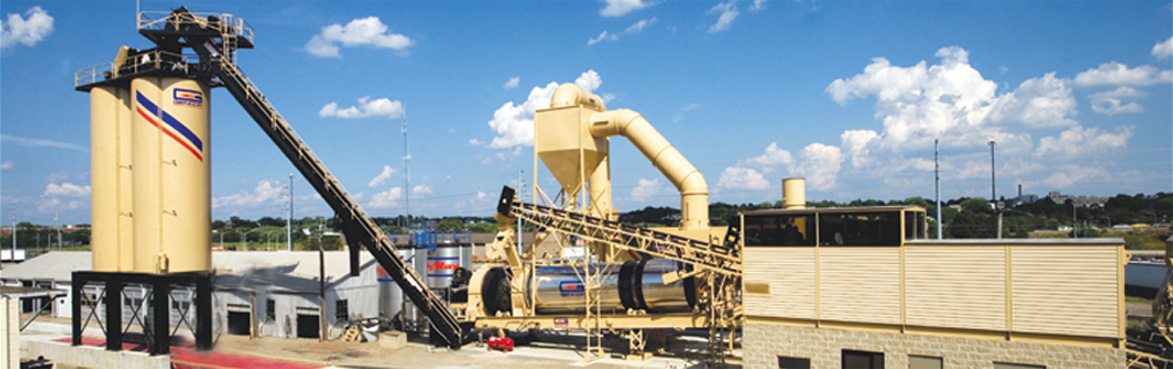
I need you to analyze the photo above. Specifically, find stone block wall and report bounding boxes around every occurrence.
[743,322,1124,369]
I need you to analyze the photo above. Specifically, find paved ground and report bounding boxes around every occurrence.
[20,319,732,369]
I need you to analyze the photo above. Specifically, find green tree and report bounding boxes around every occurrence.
[468,222,498,233]
[960,198,991,214]
[436,218,466,231]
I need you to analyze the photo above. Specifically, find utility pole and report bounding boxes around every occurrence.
[989,140,1002,239]
[10,205,16,263]
[517,170,524,254]
[935,139,942,240]
[403,107,410,230]
[56,211,62,249]
[317,223,325,342]
[288,173,293,251]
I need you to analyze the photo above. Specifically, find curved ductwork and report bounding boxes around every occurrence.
[589,108,710,230]
[551,83,606,111]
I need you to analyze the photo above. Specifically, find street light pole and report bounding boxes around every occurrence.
[935,139,942,240]
[11,205,16,262]
[989,140,1001,239]
[242,229,254,250]
[288,173,294,251]
[56,211,62,249]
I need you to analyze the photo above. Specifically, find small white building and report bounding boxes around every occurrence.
[0,250,384,340]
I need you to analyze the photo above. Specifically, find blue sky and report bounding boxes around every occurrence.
[2,0,1170,226]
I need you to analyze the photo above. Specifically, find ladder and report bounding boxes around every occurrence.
[167,11,464,348]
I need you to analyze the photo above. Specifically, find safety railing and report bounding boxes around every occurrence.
[137,10,254,45]
[74,50,194,87]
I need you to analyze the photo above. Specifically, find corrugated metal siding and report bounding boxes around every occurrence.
[905,245,1006,330]
[819,248,901,324]
[1011,246,1120,338]
[744,248,816,319]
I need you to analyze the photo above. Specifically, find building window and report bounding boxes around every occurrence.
[335,299,349,322]
[745,214,815,246]
[265,298,276,321]
[904,211,927,240]
[842,349,884,369]
[994,363,1044,369]
[778,356,810,369]
[819,212,901,246]
[909,356,942,369]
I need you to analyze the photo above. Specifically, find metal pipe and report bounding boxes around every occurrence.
[589,109,709,230]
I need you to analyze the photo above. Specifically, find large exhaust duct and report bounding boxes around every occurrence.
[589,109,709,230]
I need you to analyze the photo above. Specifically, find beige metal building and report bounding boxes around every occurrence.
[740,206,1125,369]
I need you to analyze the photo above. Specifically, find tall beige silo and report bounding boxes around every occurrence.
[90,86,135,272]
[131,77,211,274]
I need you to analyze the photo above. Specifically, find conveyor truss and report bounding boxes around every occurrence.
[493,186,743,365]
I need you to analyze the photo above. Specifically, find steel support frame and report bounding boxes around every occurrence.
[70,271,213,355]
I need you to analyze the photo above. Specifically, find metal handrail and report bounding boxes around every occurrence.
[74,50,195,87]
[137,11,254,45]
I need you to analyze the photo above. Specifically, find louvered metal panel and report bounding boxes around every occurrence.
[819,248,901,324]
[905,245,1007,330]
[744,248,816,319]
[1011,246,1120,338]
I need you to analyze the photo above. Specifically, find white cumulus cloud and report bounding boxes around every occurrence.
[1089,86,1145,115]
[600,0,653,17]
[840,130,880,169]
[988,72,1077,128]
[708,1,740,33]
[1,6,53,50]
[791,143,843,191]
[0,161,12,170]
[630,178,663,201]
[320,96,404,119]
[213,180,285,209]
[741,142,793,168]
[412,184,433,196]
[43,182,90,197]
[305,16,413,58]
[1040,165,1110,189]
[1153,37,1172,59]
[368,165,396,187]
[1073,62,1172,87]
[717,167,770,190]
[368,187,403,209]
[504,77,520,89]
[487,70,604,149]
[826,46,1077,152]
[1035,126,1133,158]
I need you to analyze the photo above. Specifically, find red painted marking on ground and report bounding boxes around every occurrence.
[51,337,322,369]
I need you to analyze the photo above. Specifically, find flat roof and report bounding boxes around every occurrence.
[743,205,927,216]
[0,286,66,298]
[906,238,1124,246]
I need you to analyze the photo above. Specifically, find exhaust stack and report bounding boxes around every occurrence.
[782,177,806,209]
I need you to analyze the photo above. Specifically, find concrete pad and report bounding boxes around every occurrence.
[21,339,170,369]
[378,330,407,350]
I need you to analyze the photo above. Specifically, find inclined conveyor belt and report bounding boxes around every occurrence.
[156,9,464,348]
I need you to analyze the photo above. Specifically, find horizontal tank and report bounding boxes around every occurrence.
[531,263,624,314]
[481,259,695,316]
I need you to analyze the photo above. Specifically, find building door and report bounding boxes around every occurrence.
[226,304,251,336]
